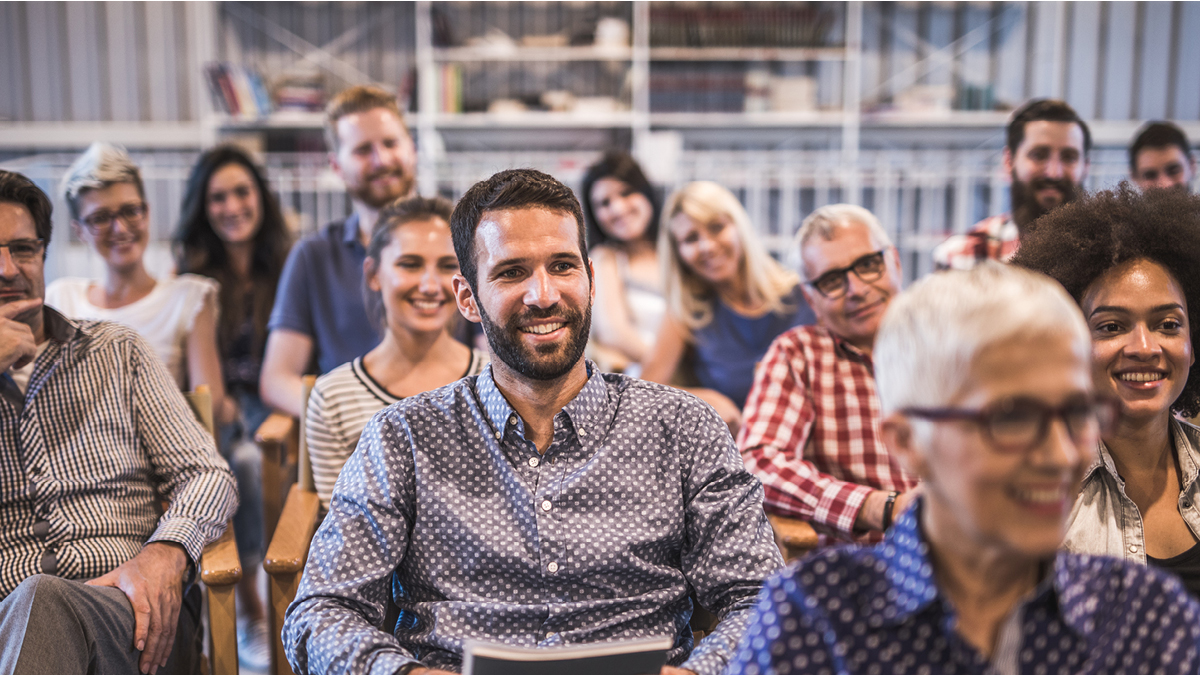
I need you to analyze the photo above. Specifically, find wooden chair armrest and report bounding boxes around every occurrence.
[255,412,297,446]
[200,523,242,587]
[264,485,321,576]
[767,514,819,559]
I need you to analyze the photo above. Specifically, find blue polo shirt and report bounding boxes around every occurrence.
[268,214,381,374]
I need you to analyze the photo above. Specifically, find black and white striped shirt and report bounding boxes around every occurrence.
[0,308,237,597]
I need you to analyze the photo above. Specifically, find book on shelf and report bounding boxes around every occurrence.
[462,637,673,675]
[203,62,273,119]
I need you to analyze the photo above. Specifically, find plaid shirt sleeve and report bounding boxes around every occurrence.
[737,331,875,537]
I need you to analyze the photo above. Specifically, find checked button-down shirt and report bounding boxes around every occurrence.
[0,308,237,596]
[739,325,916,544]
[283,362,783,675]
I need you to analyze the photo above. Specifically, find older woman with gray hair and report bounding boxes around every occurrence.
[730,262,1200,674]
[47,142,231,426]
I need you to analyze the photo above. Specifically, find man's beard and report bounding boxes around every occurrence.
[478,302,591,381]
[1011,174,1081,230]
[348,166,414,210]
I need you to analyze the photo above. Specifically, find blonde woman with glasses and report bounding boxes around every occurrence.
[47,142,230,426]
[642,181,814,433]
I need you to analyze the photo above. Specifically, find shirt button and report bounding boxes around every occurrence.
[495,432,502,441]
[546,632,556,640]
[578,427,587,436]
[508,415,517,425]
[528,457,539,468]
[541,500,552,511]
[1129,544,1140,554]
[547,561,559,573]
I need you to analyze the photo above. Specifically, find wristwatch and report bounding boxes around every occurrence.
[881,491,900,530]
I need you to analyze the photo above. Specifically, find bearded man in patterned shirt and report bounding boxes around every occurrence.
[282,169,783,675]
[740,204,918,544]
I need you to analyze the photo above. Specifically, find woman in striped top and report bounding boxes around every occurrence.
[306,196,488,509]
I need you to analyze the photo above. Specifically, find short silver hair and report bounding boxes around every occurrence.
[874,262,1090,416]
[791,204,893,281]
[60,142,144,220]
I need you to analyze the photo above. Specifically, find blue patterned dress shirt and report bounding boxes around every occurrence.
[283,362,783,675]
[728,500,1200,675]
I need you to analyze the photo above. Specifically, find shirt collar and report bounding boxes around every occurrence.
[474,360,609,440]
[827,327,874,370]
[879,498,1068,632]
[342,212,362,247]
[42,305,83,343]
[1085,417,1200,487]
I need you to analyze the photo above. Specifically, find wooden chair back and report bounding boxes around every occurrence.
[184,385,242,675]
[263,375,321,675]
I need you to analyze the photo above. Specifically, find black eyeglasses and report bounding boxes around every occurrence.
[0,239,45,263]
[902,396,1119,454]
[80,202,147,232]
[806,249,888,299]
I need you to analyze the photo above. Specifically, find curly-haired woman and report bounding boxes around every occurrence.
[1014,185,1200,598]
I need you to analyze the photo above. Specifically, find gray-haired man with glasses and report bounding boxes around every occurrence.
[738,204,920,545]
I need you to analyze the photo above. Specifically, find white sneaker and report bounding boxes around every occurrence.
[237,619,271,672]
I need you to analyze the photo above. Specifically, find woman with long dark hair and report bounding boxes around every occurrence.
[175,144,291,669]
[580,152,664,375]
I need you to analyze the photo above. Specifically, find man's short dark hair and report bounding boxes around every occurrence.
[450,168,589,291]
[0,170,53,253]
[1006,99,1092,158]
[1012,185,1200,416]
[1129,121,1193,172]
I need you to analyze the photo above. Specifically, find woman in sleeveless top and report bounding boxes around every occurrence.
[49,142,229,423]
[1014,186,1200,599]
[642,181,814,434]
[307,196,488,510]
[581,152,665,376]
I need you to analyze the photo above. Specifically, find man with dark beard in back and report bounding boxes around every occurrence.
[934,99,1090,271]
[261,85,418,417]
[281,169,783,675]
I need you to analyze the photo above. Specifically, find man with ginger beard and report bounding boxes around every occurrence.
[933,99,1090,271]
[282,169,782,675]
[261,85,418,416]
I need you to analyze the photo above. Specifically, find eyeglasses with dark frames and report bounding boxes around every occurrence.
[80,202,147,233]
[806,249,889,299]
[901,395,1119,454]
[0,239,46,263]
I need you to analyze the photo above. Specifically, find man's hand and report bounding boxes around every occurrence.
[86,542,189,674]
[0,298,40,372]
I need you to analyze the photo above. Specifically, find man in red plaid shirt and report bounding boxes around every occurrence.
[739,204,918,544]
[934,99,1090,271]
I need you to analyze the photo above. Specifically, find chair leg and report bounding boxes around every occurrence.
[207,583,238,675]
[269,571,301,675]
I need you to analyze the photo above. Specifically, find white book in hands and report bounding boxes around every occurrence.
[462,636,674,675]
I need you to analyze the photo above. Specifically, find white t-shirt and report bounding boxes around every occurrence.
[45,274,219,388]
[8,341,50,394]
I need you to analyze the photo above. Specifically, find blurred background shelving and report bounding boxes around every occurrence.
[3,1,1200,280]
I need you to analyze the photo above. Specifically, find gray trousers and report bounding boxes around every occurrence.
[0,574,201,675]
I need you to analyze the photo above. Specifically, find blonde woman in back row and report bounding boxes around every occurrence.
[641,181,815,434]
[306,196,488,509]
[48,142,231,426]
